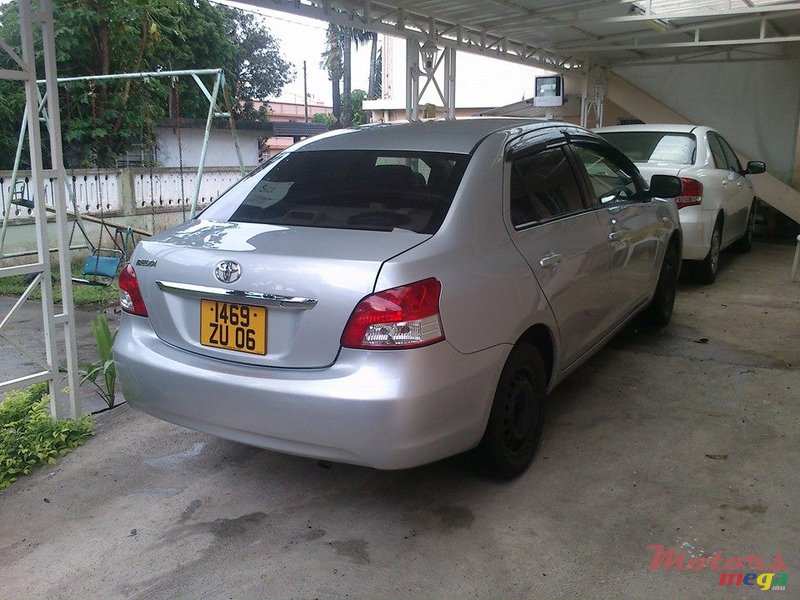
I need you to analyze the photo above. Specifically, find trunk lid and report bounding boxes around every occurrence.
[635,163,686,184]
[133,219,429,368]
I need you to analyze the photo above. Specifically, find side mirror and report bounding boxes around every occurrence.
[648,174,682,199]
[745,160,766,175]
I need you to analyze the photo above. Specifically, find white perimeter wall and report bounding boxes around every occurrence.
[615,61,800,184]
[156,127,261,169]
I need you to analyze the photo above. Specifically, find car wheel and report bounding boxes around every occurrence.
[473,344,546,479]
[644,241,679,327]
[733,203,756,253]
[698,220,722,284]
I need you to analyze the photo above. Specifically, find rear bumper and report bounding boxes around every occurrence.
[677,207,712,261]
[114,315,507,469]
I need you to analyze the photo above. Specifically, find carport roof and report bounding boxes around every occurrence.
[240,0,800,70]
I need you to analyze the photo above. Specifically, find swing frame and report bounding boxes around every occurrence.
[0,67,247,261]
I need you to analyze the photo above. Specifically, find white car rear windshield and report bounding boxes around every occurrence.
[601,132,696,165]
[201,150,470,234]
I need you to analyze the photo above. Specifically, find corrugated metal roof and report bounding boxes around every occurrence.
[241,0,800,69]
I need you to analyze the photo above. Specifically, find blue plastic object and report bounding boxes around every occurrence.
[83,254,121,278]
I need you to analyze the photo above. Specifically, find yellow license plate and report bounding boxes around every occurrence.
[200,299,267,355]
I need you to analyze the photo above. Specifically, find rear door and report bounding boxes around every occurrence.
[569,142,661,322]
[504,141,614,367]
[715,133,753,242]
[707,132,749,243]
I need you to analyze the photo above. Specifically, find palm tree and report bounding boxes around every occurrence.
[321,24,343,128]
[343,28,373,126]
[367,32,378,100]
[322,26,377,127]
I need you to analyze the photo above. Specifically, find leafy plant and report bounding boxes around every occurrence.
[0,383,92,490]
[79,313,118,409]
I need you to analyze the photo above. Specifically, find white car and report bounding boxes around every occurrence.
[595,124,766,283]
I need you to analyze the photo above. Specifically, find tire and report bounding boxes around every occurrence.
[644,241,679,327]
[473,344,546,479]
[732,202,756,253]
[697,219,722,284]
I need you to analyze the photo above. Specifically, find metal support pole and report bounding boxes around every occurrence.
[792,234,800,282]
[405,40,420,121]
[303,61,309,123]
[444,48,456,120]
[40,0,80,418]
[0,111,28,256]
[189,71,222,219]
[580,63,590,128]
[18,0,62,417]
[221,76,246,177]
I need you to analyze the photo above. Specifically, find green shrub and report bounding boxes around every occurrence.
[0,383,92,490]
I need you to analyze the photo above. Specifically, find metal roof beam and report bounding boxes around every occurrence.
[238,0,583,71]
[574,34,800,52]
[547,3,800,26]
[551,9,800,51]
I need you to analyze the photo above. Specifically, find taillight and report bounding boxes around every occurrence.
[676,177,703,209]
[341,278,445,350]
[118,263,148,317]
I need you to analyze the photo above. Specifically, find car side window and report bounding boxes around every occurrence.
[571,145,638,206]
[717,135,743,173]
[707,133,727,170]
[509,147,585,227]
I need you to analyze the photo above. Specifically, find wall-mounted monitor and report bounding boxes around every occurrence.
[533,75,564,107]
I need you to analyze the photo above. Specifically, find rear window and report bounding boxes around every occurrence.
[201,150,470,234]
[601,132,696,165]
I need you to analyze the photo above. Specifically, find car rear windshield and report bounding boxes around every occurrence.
[201,149,470,234]
[601,132,696,165]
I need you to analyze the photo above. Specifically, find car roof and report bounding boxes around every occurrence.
[293,117,576,154]
[594,123,706,134]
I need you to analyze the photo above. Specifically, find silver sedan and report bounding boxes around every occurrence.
[114,118,682,478]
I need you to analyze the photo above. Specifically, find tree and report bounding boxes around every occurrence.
[321,24,343,128]
[311,112,335,128]
[349,89,368,126]
[367,32,378,100]
[0,0,294,168]
[322,26,372,128]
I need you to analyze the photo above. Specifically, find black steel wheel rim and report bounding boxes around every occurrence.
[501,367,538,455]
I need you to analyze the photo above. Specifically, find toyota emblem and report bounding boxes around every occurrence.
[214,260,242,284]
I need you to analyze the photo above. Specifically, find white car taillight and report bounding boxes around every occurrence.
[341,278,445,350]
[118,263,148,316]
[676,177,703,209]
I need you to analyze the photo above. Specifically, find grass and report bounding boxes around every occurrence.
[0,383,93,490]
[0,265,119,306]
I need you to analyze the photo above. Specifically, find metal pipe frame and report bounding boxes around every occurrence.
[0,1,79,417]
[405,40,457,121]
[1,67,245,256]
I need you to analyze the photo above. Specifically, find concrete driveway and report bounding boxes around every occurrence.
[1,242,798,599]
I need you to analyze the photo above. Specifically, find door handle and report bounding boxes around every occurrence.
[539,253,562,268]
[608,230,624,242]
[736,181,743,187]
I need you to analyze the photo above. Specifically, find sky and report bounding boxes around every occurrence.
[215,0,371,105]
[216,1,548,110]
